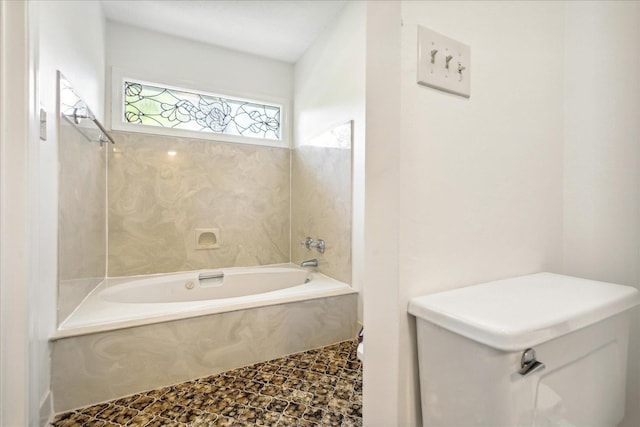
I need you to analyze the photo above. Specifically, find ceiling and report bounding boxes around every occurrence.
[100,0,347,63]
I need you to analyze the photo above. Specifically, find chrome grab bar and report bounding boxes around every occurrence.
[199,272,224,281]
[72,108,116,145]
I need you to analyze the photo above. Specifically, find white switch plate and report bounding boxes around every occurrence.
[39,107,47,141]
[417,25,470,98]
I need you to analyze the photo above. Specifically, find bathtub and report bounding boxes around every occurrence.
[54,264,355,339]
[50,264,357,411]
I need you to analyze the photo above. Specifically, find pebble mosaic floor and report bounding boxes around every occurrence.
[51,339,362,426]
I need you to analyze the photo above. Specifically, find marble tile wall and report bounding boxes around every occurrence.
[58,119,107,324]
[51,294,357,412]
[291,123,352,283]
[107,132,290,277]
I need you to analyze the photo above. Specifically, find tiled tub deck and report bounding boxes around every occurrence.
[51,339,362,426]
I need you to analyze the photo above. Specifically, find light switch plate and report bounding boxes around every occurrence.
[39,107,47,141]
[417,25,470,98]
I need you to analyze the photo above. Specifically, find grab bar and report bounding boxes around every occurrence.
[199,272,224,281]
[59,72,115,145]
[70,108,116,145]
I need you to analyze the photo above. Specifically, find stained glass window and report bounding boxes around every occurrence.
[123,80,281,141]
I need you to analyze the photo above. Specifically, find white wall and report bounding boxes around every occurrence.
[398,1,565,423]
[293,1,365,321]
[563,2,640,426]
[106,21,293,130]
[363,1,566,425]
[363,2,640,426]
[563,1,640,289]
[0,1,36,424]
[362,2,401,425]
[37,0,106,421]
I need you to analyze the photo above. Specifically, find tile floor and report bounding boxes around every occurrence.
[51,339,362,426]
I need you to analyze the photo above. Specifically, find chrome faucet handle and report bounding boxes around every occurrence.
[300,237,313,250]
[310,239,325,254]
[300,237,325,253]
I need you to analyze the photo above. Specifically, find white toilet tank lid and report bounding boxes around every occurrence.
[408,273,640,351]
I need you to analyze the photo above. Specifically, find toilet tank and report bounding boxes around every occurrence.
[408,273,640,427]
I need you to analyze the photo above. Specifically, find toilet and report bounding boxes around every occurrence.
[408,272,640,427]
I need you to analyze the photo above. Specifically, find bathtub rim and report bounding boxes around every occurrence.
[51,263,356,341]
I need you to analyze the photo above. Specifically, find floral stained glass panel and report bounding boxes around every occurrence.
[123,80,281,141]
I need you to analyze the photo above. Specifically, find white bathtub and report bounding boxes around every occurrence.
[54,263,356,339]
[51,264,357,411]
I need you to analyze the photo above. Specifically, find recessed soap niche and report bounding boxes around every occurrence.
[195,228,220,250]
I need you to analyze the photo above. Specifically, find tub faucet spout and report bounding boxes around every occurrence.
[301,259,318,268]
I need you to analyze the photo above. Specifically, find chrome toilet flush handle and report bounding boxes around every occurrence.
[519,348,546,377]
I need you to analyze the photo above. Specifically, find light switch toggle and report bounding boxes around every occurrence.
[40,108,47,141]
[458,62,466,81]
[430,49,438,64]
[445,55,453,69]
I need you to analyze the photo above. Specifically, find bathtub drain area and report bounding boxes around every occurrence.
[51,339,362,426]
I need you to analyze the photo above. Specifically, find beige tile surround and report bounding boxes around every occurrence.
[51,294,357,412]
[107,130,352,283]
[108,132,291,277]
[291,146,352,283]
